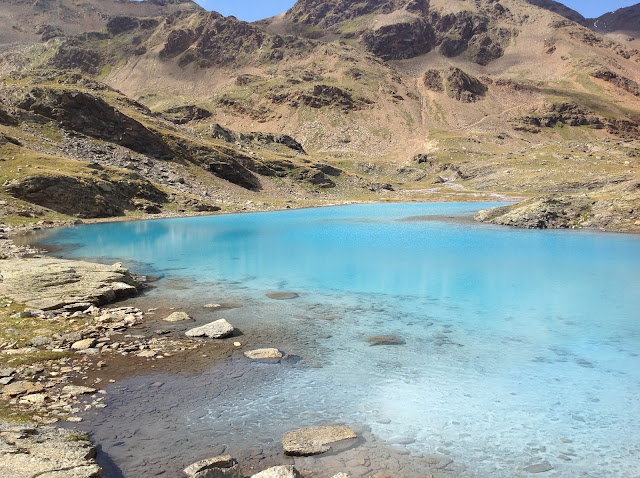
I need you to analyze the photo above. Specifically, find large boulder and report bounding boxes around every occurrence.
[282,425,357,456]
[185,319,235,339]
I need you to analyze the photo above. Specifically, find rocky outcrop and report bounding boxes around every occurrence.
[475,195,593,229]
[208,158,261,191]
[4,172,168,218]
[185,319,235,339]
[444,68,487,102]
[161,105,212,124]
[476,189,640,232]
[423,70,444,92]
[210,124,307,154]
[0,422,101,478]
[0,257,141,310]
[50,46,104,74]
[15,89,174,159]
[297,85,372,111]
[282,425,357,456]
[591,68,640,97]
[362,19,435,61]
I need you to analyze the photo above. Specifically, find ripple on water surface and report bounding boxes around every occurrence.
[37,203,640,477]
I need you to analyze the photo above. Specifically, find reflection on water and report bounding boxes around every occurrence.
[37,203,640,477]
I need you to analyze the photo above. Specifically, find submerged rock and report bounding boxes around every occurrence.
[184,455,241,478]
[524,461,554,473]
[164,311,192,322]
[366,335,406,346]
[266,292,299,300]
[251,465,302,478]
[282,425,357,456]
[185,319,235,339]
[244,348,283,361]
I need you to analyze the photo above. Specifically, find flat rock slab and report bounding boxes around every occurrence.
[2,381,44,397]
[282,425,357,456]
[164,311,192,322]
[266,292,299,300]
[62,385,96,397]
[0,421,101,478]
[244,348,283,361]
[251,465,302,478]
[203,303,242,310]
[186,319,235,339]
[184,455,241,478]
[0,258,141,310]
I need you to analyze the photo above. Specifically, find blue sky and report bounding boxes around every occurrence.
[192,0,639,22]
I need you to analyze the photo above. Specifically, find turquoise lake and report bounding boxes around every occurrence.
[35,203,640,477]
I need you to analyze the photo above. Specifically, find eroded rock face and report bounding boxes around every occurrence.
[0,422,101,478]
[282,425,357,456]
[161,105,212,124]
[362,19,436,60]
[0,258,141,310]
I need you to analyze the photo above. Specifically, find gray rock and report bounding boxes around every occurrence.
[0,377,14,386]
[184,455,241,478]
[244,348,283,361]
[524,461,554,473]
[71,338,96,350]
[251,465,302,478]
[61,385,96,397]
[164,311,192,322]
[0,368,16,378]
[186,319,235,339]
[30,336,52,347]
[0,421,100,477]
[282,425,357,456]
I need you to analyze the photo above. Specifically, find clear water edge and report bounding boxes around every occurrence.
[32,203,640,478]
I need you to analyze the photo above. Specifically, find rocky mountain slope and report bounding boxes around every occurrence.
[0,0,639,232]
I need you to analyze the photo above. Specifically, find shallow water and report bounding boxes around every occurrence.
[35,203,640,477]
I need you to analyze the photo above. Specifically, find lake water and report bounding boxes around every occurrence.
[34,203,640,477]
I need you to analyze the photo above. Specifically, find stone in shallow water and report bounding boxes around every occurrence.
[164,311,192,322]
[244,348,283,361]
[251,465,302,478]
[282,425,357,456]
[266,292,299,300]
[366,335,406,346]
[524,461,554,473]
[185,319,235,339]
[184,455,240,478]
